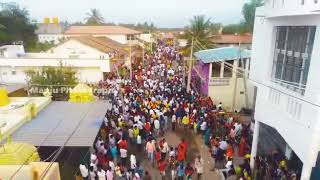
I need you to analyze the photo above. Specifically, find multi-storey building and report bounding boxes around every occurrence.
[250,0,320,179]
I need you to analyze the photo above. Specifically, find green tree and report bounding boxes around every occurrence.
[210,23,222,35]
[27,42,56,52]
[242,0,264,32]
[222,22,250,35]
[26,64,78,100]
[0,2,37,48]
[26,64,78,86]
[85,8,105,25]
[184,15,214,52]
[136,22,156,33]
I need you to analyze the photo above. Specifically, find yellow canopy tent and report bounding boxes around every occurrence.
[69,84,95,103]
[0,142,40,165]
[0,88,10,106]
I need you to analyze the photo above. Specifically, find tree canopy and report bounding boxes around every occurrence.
[183,15,215,53]
[0,2,37,48]
[26,64,78,86]
[85,8,105,25]
[26,64,78,100]
[242,0,264,32]
[222,22,250,35]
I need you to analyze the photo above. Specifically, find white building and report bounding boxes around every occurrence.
[0,45,25,58]
[64,26,141,45]
[35,23,64,44]
[250,1,320,179]
[0,36,130,84]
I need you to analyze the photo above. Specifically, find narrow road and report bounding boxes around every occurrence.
[129,126,221,180]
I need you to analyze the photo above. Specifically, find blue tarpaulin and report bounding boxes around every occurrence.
[194,47,251,64]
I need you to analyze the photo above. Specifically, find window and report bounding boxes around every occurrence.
[211,63,221,77]
[127,34,135,41]
[224,60,233,78]
[272,26,316,94]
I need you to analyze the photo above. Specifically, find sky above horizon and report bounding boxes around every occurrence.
[4,0,248,28]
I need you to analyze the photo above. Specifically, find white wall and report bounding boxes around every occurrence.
[51,39,109,59]
[262,0,320,17]
[104,34,128,44]
[0,45,25,58]
[139,33,152,43]
[64,34,140,45]
[0,58,110,84]
[208,77,254,112]
[77,68,104,83]
[251,5,320,179]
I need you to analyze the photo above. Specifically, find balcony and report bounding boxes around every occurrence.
[209,78,230,86]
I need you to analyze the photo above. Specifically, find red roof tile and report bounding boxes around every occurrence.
[65,26,140,35]
[211,34,252,44]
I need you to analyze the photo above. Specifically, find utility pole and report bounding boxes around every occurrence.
[129,39,132,80]
[186,37,194,92]
[231,42,241,111]
[115,67,125,114]
[142,44,145,65]
[149,30,153,53]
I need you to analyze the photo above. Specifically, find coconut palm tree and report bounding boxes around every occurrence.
[184,15,214,52]
[85,8,105,25]
[242,0,264,33]
[184,15,214,91]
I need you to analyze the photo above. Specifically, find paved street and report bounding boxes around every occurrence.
[129,125,221,180]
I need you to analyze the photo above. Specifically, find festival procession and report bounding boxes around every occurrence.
[1,0,316,180]
[77,40,296,180]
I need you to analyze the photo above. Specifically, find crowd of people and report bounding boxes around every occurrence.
[78,40,297,180]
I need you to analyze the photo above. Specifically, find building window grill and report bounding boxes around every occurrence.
[272,26,316,95]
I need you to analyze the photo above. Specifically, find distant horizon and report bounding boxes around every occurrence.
[3,0,248,28]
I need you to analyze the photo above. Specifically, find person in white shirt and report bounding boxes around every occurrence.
[171,114,177,131]
[97,168,106,180]
[120,148,128,165]
[136,134,142,150]
[128,127,134,144]
[90,153,98,166]
[219,140,228,151]
[160,138,169,160]
[130,154,137,170]
[194,155,204,179]
[95,137,103,150]
[104,116,108,127]
[89,165,96,180]
[200,121,207,135]
[220,157,233,175]
[79,164,88,178]
[154,119,160,136]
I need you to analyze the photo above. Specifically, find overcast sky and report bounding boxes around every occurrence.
[5,0,248,28]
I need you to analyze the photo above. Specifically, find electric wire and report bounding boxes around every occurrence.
[39,106,92,179]
[42,148,60,162]
[8,109,76,179]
